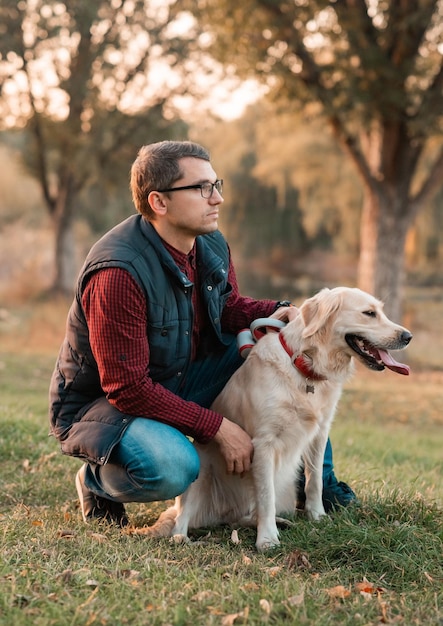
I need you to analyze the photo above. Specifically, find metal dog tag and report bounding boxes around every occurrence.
[306,380,315,394]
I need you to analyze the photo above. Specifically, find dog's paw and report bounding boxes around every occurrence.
[256,537,280,552]
[256,528,280,552]
[306,508,327,521]
[171,533,190,544]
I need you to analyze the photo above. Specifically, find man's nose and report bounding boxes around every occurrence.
[210,189,224,204]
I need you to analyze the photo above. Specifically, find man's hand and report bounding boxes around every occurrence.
[213,417,254,475]
[270,304,300,323]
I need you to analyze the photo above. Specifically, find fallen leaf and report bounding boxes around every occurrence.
[242,554,252,566]
[88,532,107,543]
[221,607,249,625]
[285,549,312,570]
[192,590,214,602]
[259,598,272,615]
[266,566,282,577]
[230,529,240,544]
[241,582,259,592]
[355,581,387,596]
[31,520,43,527]
[57,569,73,582]
[326,585,351,599]
[57,529,76,538]
[117,569,140,580]
[379,600,389,623]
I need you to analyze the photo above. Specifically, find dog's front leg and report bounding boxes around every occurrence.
[303,432,328,520]
[171,492,192,542]
[252,445,279,552]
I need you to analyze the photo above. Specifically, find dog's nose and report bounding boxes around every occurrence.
[400,330,413,345]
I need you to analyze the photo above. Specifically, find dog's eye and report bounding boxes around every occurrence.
[363,310,377,317]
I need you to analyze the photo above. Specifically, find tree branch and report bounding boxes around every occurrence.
[410,146,443,217]
[385,0,437,67]
[328,114,376,193]
[22,60,55,214]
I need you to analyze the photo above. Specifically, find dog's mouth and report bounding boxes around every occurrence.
[345,335,410,375]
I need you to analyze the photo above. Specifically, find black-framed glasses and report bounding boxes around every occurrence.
[158,179,223,199]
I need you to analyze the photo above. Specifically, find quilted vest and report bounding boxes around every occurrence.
[49,215,231,462]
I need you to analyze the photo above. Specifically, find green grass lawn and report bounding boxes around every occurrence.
[0,298,442,626]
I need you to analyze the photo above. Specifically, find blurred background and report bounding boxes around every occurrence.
[0,0,442,368]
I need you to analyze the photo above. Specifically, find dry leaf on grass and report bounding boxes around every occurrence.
[57,529,76,538]
[221,606,249,625]
[115,569,140,580]
[57,569,73,583]
[285,549,312,570]
[230,529,240,544]
[355,580,387,597]
[191,590,215,602]
[87,532,108,543]
[259,598,272,615]
[264,566,282,577]
[326,585,351,599]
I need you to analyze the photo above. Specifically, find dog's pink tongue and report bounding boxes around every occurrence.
[378,349,410,375]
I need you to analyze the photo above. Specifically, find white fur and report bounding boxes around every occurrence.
[148,287,411,551]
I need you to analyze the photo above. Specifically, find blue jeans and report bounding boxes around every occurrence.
[84,335,334,502]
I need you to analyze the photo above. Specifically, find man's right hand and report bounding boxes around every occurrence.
[213,417,254,476]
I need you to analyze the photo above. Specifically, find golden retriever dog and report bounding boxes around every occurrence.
[148,287,412,552]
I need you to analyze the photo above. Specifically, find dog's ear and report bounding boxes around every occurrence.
[301,288,342,338]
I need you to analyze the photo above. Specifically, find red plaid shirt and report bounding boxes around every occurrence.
[82,242,276,443]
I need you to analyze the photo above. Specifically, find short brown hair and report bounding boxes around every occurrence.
[130,140,210,219]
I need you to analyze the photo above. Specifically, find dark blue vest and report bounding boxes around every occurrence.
[49,215,231,463]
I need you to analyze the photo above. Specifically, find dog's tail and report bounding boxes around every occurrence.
[125,506,177,537]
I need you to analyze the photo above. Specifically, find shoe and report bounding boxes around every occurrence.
[322,478,357,513]
[75,465,129,528]
[296,475,357,513]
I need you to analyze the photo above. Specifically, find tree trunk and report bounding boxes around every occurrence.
[357,187,410,322]
[51,178,77,295]
[54,216,77,294]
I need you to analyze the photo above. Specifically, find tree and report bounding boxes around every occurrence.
[0,0,205,293]
[184,0,443,318]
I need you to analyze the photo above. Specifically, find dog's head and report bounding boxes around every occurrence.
[299,287,412,374]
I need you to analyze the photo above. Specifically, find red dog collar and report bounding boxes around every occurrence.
[278,333,327,383]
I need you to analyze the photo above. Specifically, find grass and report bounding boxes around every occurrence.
[0,294,442,625]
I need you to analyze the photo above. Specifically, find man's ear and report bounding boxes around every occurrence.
[148,191,167,217]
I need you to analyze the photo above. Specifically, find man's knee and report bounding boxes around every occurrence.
[128,440,200,500]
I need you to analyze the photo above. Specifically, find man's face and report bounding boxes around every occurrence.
[158,157,224,239]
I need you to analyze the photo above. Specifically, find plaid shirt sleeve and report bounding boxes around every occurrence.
[82,268,223,443]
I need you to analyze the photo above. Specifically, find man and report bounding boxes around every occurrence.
[49,140,355,527]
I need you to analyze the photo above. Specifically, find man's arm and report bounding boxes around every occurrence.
[82,268,254,475]
[82,267,223,443]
